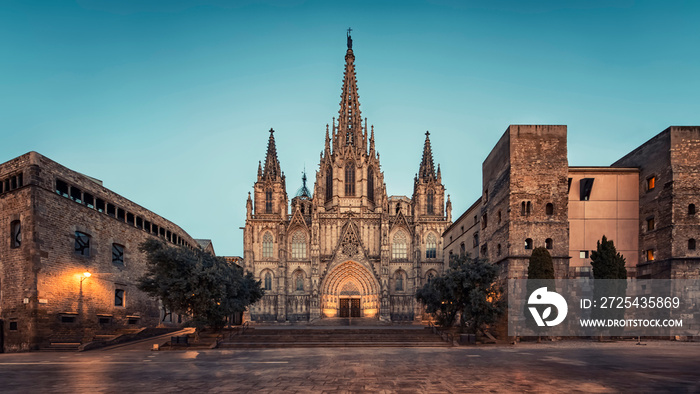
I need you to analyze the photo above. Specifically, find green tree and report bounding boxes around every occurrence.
[416,254,504,334]
[138,239,263,329]
[590,235,627,279]
[527,247,555,280]
[590,236,628,337]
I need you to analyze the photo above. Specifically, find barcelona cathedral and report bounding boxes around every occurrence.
[243,31,452,323]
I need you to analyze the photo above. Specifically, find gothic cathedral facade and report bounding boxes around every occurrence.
[243,34,452,322]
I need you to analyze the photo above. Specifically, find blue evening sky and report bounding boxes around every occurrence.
[2,0,698,256]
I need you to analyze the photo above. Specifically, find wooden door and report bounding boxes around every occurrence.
[350,299,361,317]
[339,298,350,317]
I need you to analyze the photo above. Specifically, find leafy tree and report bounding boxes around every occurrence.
[590,235,627,279]
[138,239,263,329]
[416,253,504,334]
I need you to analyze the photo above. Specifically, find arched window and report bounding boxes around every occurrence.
[473,232,479,247]
[345,162,355,196]
[263,271,272,291]
[291,231,307,259]
[525,238,533,250]
[526,201,532,215]
[265,188,273,214]
[545,238,553,249]
[426,233,437,259]
[392,231,407,260]
[427,189,435,215]
[521,201,526,216]
[395,270,404,292]
[689,239,697,250]
[368,167,375,203]
[690,204,696,215]
[546,203,554,216]
[295,271,305,291]
[262,232,273,258]
[325,167,333,202]
[427,270,436,284]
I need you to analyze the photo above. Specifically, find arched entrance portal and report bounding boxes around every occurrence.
[321,261,380,318]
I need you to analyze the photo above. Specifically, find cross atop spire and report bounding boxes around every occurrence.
[347,27,353,49]
[418,131,436,181]
[262,128,282,180]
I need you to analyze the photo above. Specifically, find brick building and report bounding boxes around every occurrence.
[243,32,452,322]
[0,152,200,352]
[444,125,700,280]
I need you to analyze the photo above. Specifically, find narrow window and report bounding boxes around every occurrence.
[427,271,435,284]
[497,244,501,256]
[117,208,125,221]
[580,178,595,201]
[392,231,408,260]
[151,224,159,235]
[647,176,656,191]
[526,201,532,215]
[459,242,465,257]
[481,213,487,229]
[646,249,655,261]
[107,203,116,217]
[546,203,554,216]
[10,176,17,189]
[9,321,18,330]
[545,238,553,249]
[126,213,135,226]
[345,162,355,196]
[70,186,82,203]
[56,179,69,197]
[144,220,151,233]
[689,204,696,215]
[114,289,125,307]
[368,167,375,203]
[262,232,273,258]
[580,251,589,259]
[525,238,533,250]
[264,272,272,290]
[427,189,435,215]
[4,179,9,193]
[291,231,307,259]
[480,243,488,256]
[17,173,23,187]
[460,226,464,233]
[647,217,655,231]
[265,188,273,214]
[75,231,90,256]
[11,220,21,248]
[473,232,479,247]
[295,273,304,291]
[167,231,172,242]
[159,227,165,237]
[425,233,437,259]
[689,239,696,250]
[112,243,124,265]
[96,198,105,213]
[521,201,526,216]
[84,193,94,209]
[567,178,572,194]
[395,271,404,292]
[136,217,143,229]
[484,189,488,202]
[325,167,333,202]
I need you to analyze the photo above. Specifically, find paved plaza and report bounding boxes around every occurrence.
[0,340,698,393]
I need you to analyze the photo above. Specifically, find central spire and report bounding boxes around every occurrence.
[337,28,364,150]
[262,128,281,180]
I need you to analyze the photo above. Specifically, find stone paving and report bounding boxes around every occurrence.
[0,340,698,393]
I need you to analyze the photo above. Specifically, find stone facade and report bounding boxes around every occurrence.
[0,152,197,352]
[243,34,452,322]
[448,125,700,281]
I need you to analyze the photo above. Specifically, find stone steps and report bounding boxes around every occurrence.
[218,327,449,348]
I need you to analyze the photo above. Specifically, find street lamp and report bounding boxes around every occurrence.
[80,271,91,283]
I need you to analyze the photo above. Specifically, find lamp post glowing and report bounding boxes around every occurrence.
[80,271,91,283]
